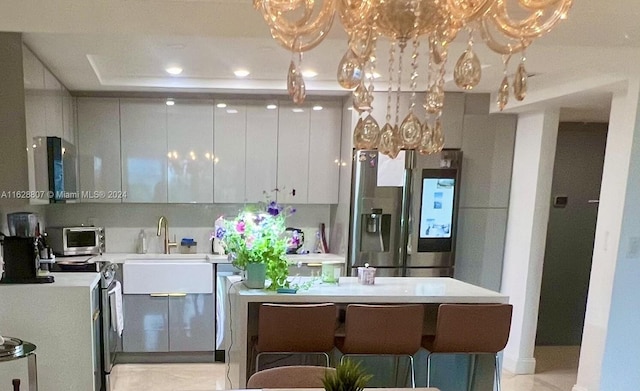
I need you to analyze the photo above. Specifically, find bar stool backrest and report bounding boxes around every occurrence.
[247,365,336,388]
[431,304,513,353]
[257,303,337,353]
[341,304,424,355]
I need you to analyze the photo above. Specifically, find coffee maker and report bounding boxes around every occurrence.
[0,212,54,284]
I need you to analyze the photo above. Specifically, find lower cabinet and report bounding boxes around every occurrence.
[123,293,214,353]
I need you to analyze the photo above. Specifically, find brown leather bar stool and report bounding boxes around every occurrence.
[336,304,425,387]
[422,303,513,391]
[247,365,336,388]
[255,303,337,372]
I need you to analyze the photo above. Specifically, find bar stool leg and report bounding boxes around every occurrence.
[494,353,502,391]
[426,353,433,387]
[408,355,416,388]
[27,353,38,391]
[467,354,477,391]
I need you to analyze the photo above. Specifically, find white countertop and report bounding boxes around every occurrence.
[91,252,345,265]
[227,276,509,304]
[0,272,100,289]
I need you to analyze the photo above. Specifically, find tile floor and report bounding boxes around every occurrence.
[111,346,579,391]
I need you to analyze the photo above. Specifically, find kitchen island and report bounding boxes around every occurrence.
[0,273,101,391]
[224,276,509,390]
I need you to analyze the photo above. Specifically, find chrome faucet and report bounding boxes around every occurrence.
[156,216,177,254]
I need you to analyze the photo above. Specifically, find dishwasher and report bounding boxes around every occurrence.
[215,263,240,362]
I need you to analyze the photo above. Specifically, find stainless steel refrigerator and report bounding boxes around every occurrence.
[347,149,463,277]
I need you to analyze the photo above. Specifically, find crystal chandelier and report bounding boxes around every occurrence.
[253,0,573,158]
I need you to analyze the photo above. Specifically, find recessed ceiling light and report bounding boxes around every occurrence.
[313,105,323,111]
[234,69,250,78]
[216,103,227,108]
[365,71,381,79]
[302,70,318,78]
[266,104,278,110]
[226,109,239,114]
[292,108,304,113]
[166,99,175,106]
[165,66,183,75]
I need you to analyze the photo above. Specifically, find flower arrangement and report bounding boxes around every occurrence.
[213,196,295,290]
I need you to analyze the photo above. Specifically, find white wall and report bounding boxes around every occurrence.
[575,79,640,391]
[501,109,560,374]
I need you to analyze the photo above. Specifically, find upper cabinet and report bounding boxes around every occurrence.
[214,101,247,203]
[167,100,214,203]
[43,68,64,139]
[74,97,343,205]
[277,103,311,204]
[213,100,280,204]
[77,98,122,203]
[277,101,342,204]
[308,101,342,204]
[22,44,75,204]
[245,102,278,203]
[62,89,75,144]
[120,99,168,203]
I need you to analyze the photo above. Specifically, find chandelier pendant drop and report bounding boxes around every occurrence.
[254,0,574,158]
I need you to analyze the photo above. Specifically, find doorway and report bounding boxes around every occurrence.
[536,122,608,348]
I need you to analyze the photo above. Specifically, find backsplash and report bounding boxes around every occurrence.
[44,203,333,254]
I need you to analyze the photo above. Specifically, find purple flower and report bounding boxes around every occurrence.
[236,220,246,234]
[267,201,282,216]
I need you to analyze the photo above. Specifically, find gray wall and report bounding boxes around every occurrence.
[536,122,608,345]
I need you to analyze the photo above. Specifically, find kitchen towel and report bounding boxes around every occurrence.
[109,280,124,336]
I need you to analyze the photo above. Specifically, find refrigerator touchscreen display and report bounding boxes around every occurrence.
[418,168,458,252]
[419,178,455,238]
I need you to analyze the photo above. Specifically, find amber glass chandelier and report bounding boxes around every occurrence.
[253,0,573,158]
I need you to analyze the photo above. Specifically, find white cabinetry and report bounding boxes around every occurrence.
[214,101,247,203]
[62,89,75,144]
[22,44,75,204]
[277,102,342,204]
[43,67,64,138]
[277,103,310,204]
[22,46,46,199]
[77,98,122,203]
[246,102,278,202]
[120,99,168,203]
[308,101,342,204]
[167,100,214,203]
[213,100,279,203]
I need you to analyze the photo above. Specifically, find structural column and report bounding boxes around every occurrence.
[574,78,640,391]
[500,109,560,374]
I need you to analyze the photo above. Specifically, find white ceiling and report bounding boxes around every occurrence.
[2,0,639,122]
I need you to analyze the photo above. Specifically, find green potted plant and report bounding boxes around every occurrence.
[214,198,292,290]
[323,358,373,391]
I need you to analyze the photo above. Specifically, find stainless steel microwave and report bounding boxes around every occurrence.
[46,227,105,256]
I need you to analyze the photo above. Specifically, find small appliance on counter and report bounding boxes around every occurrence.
[46,226,105,256]
[284,227,304,254]
[0,212,54,284]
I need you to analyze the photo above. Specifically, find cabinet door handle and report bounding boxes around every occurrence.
[93,309,101,321]
[307,263,322,267]
[168,293,187,297]
[150,293,169,297]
